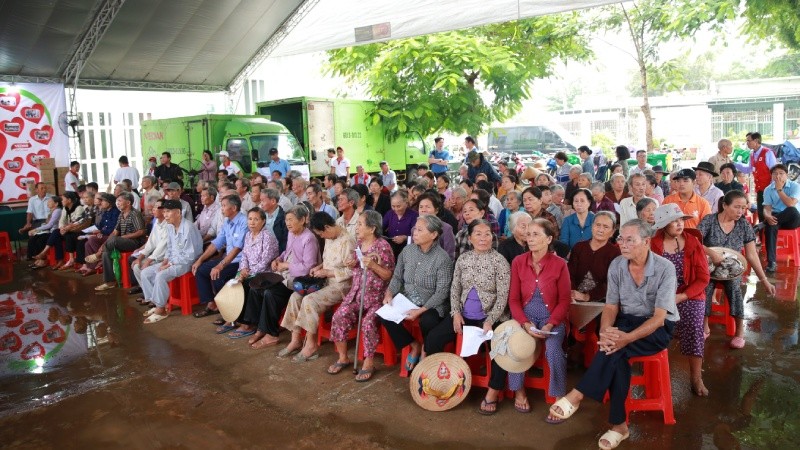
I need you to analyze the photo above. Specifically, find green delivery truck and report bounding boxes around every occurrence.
[255,97,428,178]
[140,114,305,183]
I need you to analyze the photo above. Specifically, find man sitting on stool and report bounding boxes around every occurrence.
[760,164,800,273]
[141,199,203,324]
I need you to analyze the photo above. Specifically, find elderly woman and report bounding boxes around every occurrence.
[636,197,657,226]
[498,191,523,239]
[522,187,559,234]
[560,188,595,250]
[32,192,87,270]
[60,190,96,270]
[605,173,630,205]
[416,193,456,259]
[223,207,280,339]
[498,211,532,264]
[650,204,711,396]
[77,193,120,275]
[380,215,454,373]
[508,218,571,417]
[715,163,743,194]
[383,190,419,258]
[28,196,63,269]
[455,199,498,260]
[280,212,355,362]
[591,182,616,215]
[246,205,319,350]
[697,190,776,349]
[568,211,621,303]
[426,219,510,414]
[327,211,395,381]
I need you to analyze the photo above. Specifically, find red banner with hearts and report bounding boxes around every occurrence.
[0,83,68,204]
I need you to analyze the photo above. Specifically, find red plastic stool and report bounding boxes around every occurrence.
[455,333,503,399]
[0,261,12,283]
[505,346,557,404]
[357,323,398,366]
[317,303,357,346]
[119,252,133,288]
[0,232,14,262]
[709,282,736,337]
[625,349,676,425]
[48,247,58,266]
[775,228,800,266]
[572,321,599,368]
[167,272,199,315]
[399,319,424,377]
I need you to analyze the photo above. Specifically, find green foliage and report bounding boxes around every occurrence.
[734,373,800,448]
[591,131,616,155]
[325,13,591,141]
[742,0,800,50]
[627,51,716,96]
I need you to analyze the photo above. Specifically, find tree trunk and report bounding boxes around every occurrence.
[639,61,654,152]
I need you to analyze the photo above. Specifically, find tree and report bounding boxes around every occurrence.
[601,0,736,150]
[325,13,591,141]
[742,0,800,50]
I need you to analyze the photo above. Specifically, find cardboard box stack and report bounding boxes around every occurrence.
[37,158,58,195]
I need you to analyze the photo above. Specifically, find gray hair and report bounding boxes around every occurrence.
[569,166,582,174]
[578,172,593,183]
[621,218,654,239]
[636,197,657,214]
[118,192,134,204]
[142,175,156,186]
[263,188,281,201]
[288,170,303,179]
[505,190,522,204]
[628,172,646,186]
[202,186,218,197]
[549,184,564,193]
[416,214,443,240]
[221,194,242,211]
[272,179,284,191]
[508,210,532,232]
[196,180,208,189]
[610,173,626,183]
[342,188,359,206]
[594,210,617,227]
[361,210,383,238]
[237,177,250,189]
[718,138,732,150]
[590,181,606,192]
[451,187,467,199]
[286,204,310,223]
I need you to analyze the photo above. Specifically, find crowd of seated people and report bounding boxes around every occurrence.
[22,135,795,449]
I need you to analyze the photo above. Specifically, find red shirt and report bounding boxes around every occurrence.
[650,228,710,300]
[509,251,571,327]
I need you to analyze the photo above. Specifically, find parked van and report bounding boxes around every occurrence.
[487,123,578,155]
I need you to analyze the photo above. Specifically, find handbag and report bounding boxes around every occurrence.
[292,276,326,295]
[249,272,285,290]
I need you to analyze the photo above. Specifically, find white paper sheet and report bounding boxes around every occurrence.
[530,325,558,335]
[375,293,419,324]
[82,225,98,234]
[459,326,493,357]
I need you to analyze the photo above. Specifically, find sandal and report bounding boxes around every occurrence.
[228,329,256,339]
[549,397,579,420]
[248,331,266,345]
[355,367,375,382]
[251,336,279,350]
[327,361,351,375]
[404,353,420,372]
[291,352,319,363]
[215,324,236,334]
[730,336,745,349]
[514,397,531,414]
[479,398,498,415]
[143,313,169,324]
[599,429,630,450]
[193,308,219,318]
[94,283,115,291]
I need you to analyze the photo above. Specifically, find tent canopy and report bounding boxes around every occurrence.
[0,0,616,92]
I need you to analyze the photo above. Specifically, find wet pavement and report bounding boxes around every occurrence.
[0,258,798,449]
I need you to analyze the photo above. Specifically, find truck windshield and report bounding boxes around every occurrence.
[250,134,304,163]
[488,126,574,154]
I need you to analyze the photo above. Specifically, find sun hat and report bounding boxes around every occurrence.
[692,161,719,177]
[532,160,548,171]
[707,246,747,280]
[215,281,244,323]
[521,166,540,182]
[409,353,471,412]
[569,301,606,329]
[653,203,693,230]
[490,320,539,373]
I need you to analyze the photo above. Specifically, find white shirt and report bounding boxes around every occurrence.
[64,172,79,192]
[488,195,502,218]
[619,196,658,226]
[219,162,241,177]
[131,191,141,211]
[331,157,350,177]
[381,170,397,191]
[26,194,49,220]
[629,164,652,176]
[114,166,140,189]
[695,184,724,214]
[140,219,169,262]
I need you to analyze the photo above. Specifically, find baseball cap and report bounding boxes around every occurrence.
[268,148,278,155]
[165,182,181,190]
[673,168,696,180]
[218,150,229,158]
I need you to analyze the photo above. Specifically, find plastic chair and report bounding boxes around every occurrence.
[775,228,800,266]
[119,252,134,288]
[625,349,676,425]
[505,345,557,404]
[455,333,503,399]
[0,232,14,262]
[317,303,357,346]
[167,272,199,315]
[357,323,398,367]
[709,282,736,337]
[0,261,12,283]
[399,319,424,377]
[572,321,599,368]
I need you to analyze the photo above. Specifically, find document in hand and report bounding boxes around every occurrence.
[82,225,99,234]
[459,326,493,357]
[375,293,419,324]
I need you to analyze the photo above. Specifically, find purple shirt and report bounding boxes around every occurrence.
[462,287,487,320]
[281,228,320,278]
[383,209,419,238]
[240,228,280,274]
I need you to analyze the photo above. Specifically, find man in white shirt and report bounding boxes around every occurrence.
[64,161,80,192]
[693,162,724,214]
[132,199,170,296]
[379,161,397,192]
[330,146,350,177]
[196,186,221,242]
[113,155,140,190]
[20,183,50,234]
[236,178,255,211]
[629,150,652,176]
[218,151,241,177]
[619,173,657,226]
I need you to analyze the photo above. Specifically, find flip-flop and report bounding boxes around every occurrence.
[251,337,279,350]
[193,308,219,318]
[228,329,256,339]
[599,429,630,450]
[277,347,300,358]
[327,361,351,375]
[545,415,566,424]
[405,354,420,372]
[142,307,157,317]
[215,324,236,334]
[94,283,115,291]
[143,313,169,324]
[514,399,531,414]
[478,398,498,415]
[212,318,226,326]
[292,352,319,363]
[355,368,375,382]
[730,336,745,349]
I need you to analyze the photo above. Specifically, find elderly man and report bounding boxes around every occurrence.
[195,186,221,243]
[629,150,652,176]
[619,173,656,226]
[693,162,724,214]
[19,182,50,235]
[761,164,800,273]
[351,165,371,186]
[379,161,397,192]
[191,195,247,317]
[259,187,289,252]
[307,184,338,219]
[163,182,193,222]
[708,139,734,183]
[141,199,203,324]
[335,188,361,238]
[287,177,308,206]
[94,192,147,291]
[268,179,293,212]
[132,198,169,301]
[236,178,255,211]
[549,219,678,450]
[663,169,710,228]
[140,175,162,222]
[218,150,241,177]
[564,166,582,205]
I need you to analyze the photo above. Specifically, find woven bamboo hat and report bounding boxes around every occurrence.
[490,320,540,373]
[409,353,471,412]
[215,281,244,323]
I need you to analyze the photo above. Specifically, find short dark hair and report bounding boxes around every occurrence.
[86,182,99,191]
[162,152,171,159]
[417,164,428,171]
[746,132,762,143]
[467,219,491,236]
[352,183,368,199]
[615,145,630,160]
[464,136,476,145]
[459,179,474,189]
[523,186,543,200]
[770,163,788,174]
[325,174,338,184]
[310,211,337,231]
[476,180,494,195]
[247,207,266,222]
[221,194,241,211]
[70,160,80,168]
[438,173,450,185]
[554,151,568,162]
[719,162,737,175]
[119,155,129,164]
[434,137,443,144]
[417,192,443,213]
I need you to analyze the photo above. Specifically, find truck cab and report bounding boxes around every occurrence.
[223,118,304,175]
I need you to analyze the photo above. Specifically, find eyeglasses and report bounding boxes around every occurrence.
[615,236,642,247]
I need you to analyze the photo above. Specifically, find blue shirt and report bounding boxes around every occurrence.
[560,212,595,250]
[429,149,451,174]
[98,207,120,235]
[764,179,800,214]
[166,217,203,266]
[268,158,291,177]
[211,212,248,263]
